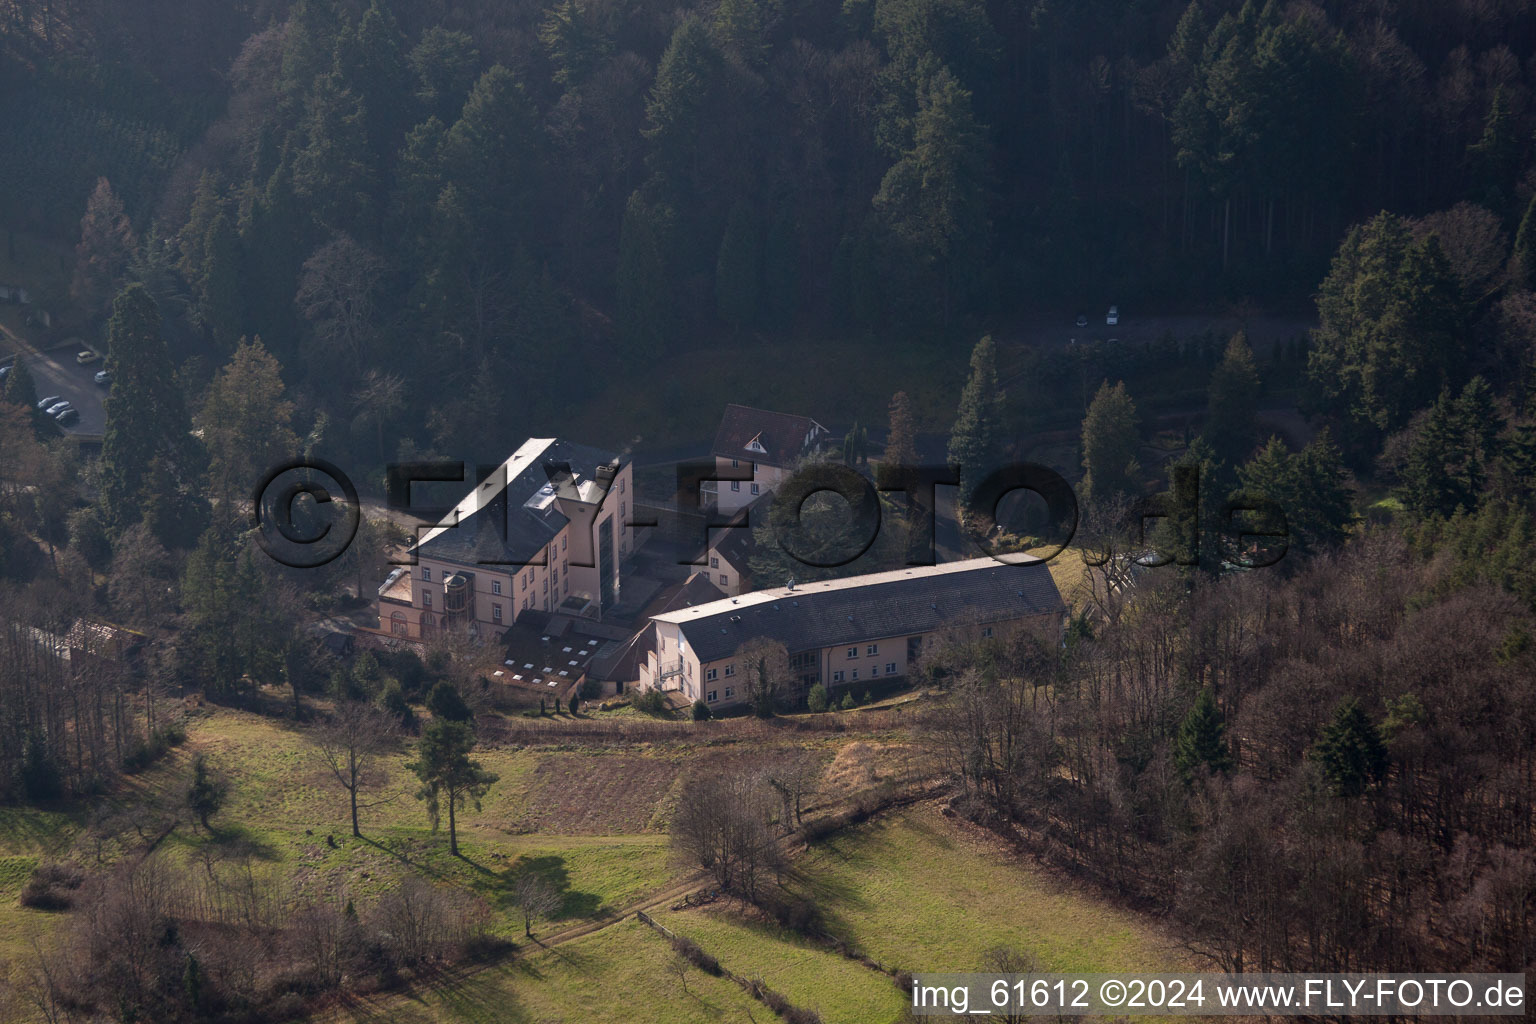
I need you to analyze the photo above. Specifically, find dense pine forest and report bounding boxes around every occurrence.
[5,0,1536,465]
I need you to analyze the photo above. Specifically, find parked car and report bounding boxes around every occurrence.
[55,407,79,427]
[93,370,110,386]
[36,395,61,410]
[0,365,9,381]
[1106,305,1119,326]
[75,350,100,365]
[46,401,72,417]
[1074,312,1088,328]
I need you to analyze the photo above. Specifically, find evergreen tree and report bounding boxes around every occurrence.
[617,191,673,358]
[1081,381,1141,506]
[1173,686,1232,782]
[1467,86,1519,209]
[334,0,410,165]
[200,338,300,507]
[426,681,473,723]
[71,178,137,322]
[540,0,614,88]
[1154,436,1229,573]
[1239,429,1354,558]
[807,683,829,713]
[441,65,544,252]
[643,17,725,202]
[715,201,760,332]
[882,390,919,476]
[714,0,769,67]
[1511,191,1536,291]
[196,211,243,349]
[99,285,200,530]
[691,698,711,721]
[759,206,800,330]
[1310,214,1468,453]
[1204,332,1261,463]
[178,171,224,285]
[186,752,229,830]
[409,27,481,123]
[1312,698,1388,798]
[408,719,498,855]
[1,356,40,435]
[948,335,1003,509]
[292,73,375,232]
[873,66,990,325]
[1396,376,1503,519]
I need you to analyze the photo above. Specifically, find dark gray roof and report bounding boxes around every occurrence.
[710,404,827,469]
[416,439,620,567]
[667,559,1063,663]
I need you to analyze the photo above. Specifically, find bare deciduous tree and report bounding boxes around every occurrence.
[315,699,396,838]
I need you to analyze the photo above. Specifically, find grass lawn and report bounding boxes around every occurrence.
[654,906,911,1024]
[798,804,1186,976]
[326,916,764,1024]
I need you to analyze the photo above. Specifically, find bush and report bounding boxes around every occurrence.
[20,861,85,910]
[839,692,855,710]
[377,680,415,729]
[580,678,603,699]
[120,722,187,774]
[670,936,722,975]
[691,699,711,721]
[762,893,822,935]
[634,689,669,715]
[426,681,472,722]
[806,683,828,713]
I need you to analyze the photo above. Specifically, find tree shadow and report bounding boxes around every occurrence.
[492,853,606,922]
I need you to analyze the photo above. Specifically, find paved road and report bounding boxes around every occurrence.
[19,342,107,438]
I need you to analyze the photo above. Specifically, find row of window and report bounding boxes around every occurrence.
[833,663,899,682]
[846,644,879,658]
[703,663,739,682]
[728,481,761,494]
[705,686,735,702]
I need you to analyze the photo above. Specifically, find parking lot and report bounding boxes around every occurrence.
[11,342,107,438]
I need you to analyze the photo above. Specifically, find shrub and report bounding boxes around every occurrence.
[20,860,85,910]
[426,681,472,722]
[861,690,872,705]
[670,936,722,975]
[806,684,828,713]
[634,689,669,715]
[377,680,416,729]
[839,692,855,710]
[691,699,711,721]
[121,722,187,774]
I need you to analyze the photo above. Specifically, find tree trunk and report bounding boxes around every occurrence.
[448,790,458,856]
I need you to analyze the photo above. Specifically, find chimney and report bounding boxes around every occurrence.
[596,460,618,489]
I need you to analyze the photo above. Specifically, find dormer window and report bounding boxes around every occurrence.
[745,436,767,455]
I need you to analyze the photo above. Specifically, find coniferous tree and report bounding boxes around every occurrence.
[714,0,769,67]
[617,192,673,358]
[1511,191,1536,291]
[874,66,990,325]
[540,0,614,89]
[71,178,137,322]
[1173,686,1232,783]
[1312,698,1388,798]
[948,335,1003,509]
[408,719,498,855]
[99,285,200,530]
[1081,381,1141,506]
[882,390,919,476]
[1205,332,1261,463]
[200,338,299,508]
[716,201,760,332]
[1239,429,1353,559]
[196,211,243,348]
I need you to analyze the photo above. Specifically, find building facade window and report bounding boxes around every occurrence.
[561,536,567,550]
[867,643,878,655]
[707,690,718,702]
[982,626,994,637]
[847,647,858,658]
[851,669,859,680]
[750,483,760,495]
[730,458,739,468]
[724,687,733,699]
[619,477,625,493]
[422,567,431,581]
[870,665,879,676]
[731,480,740,491]
[492,580,502,595]
[832,670,845,682]
[710,556,719,568]
[620,501,626,518]
[706,668,717,681]
[719,574,728,586]
[492,604,503,622]
[886,662,897,674]
[422,590,432,608]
